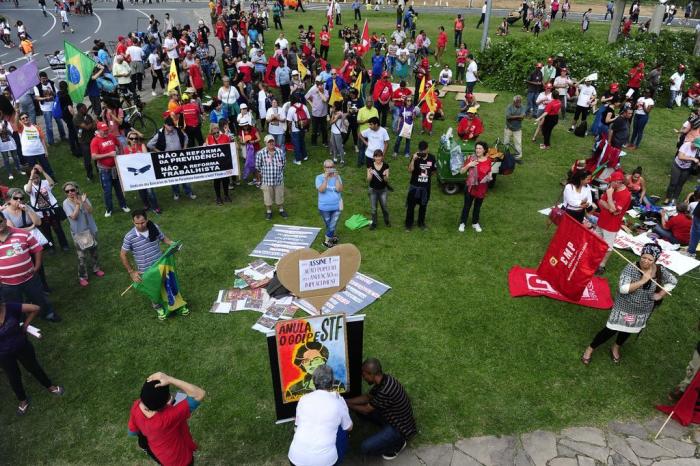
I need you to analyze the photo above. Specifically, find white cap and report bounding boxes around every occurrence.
[240,103,248,109]
[292,70,299,75]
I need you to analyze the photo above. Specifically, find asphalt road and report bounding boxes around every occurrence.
[0,4,210,77]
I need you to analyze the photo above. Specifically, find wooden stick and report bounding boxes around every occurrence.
[610,248,672,296]
[654,411,674,440]
[120,284,133,297]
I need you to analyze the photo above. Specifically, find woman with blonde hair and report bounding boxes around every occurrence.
[62,181,103,287]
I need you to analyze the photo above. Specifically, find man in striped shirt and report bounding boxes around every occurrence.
[0,214,60,322]
[346,358,417,461]
[119,210,182,320]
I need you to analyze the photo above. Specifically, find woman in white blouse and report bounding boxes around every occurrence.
[288,365,353,466]
[265,97,287,148]
[563,169,594,223]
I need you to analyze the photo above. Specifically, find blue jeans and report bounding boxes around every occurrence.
[272,133,285,148]
[291,130,307,162]
[653,225,680,244]
[24,154,55,178]
[138,188,160,210]
[359,412,405,456]
[99,168,128,213]
[42,110,66,145]
[319,209,341,239]
[630,113,649,147]
[393,136,411,156]
[526,91,538,116]
[688,216,700,254]
[171,184,193,196]
[668,90,680,108]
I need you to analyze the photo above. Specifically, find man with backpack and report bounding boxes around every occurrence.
[33,72,66,145]
[287,95,311,165]
[146,117,197,201]
[305,76,329,146]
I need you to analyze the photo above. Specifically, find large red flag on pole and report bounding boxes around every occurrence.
[359,20,370,57]
[264,55,279,88]
[536,214,609,301]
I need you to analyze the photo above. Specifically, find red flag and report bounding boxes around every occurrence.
[508,266,613,310]
[359,20,370,57]
[264,55,279,88]
[327,0,335,30]
[536,214,609,301]
[657,370,700,426]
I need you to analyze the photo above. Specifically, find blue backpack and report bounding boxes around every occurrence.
[51,95,62,119]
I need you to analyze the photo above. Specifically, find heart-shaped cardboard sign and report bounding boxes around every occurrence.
[276,244,361,312]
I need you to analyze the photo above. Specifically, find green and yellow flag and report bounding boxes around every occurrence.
[132,241,187,316]
[167,59,180,93]
[64,41,96,104]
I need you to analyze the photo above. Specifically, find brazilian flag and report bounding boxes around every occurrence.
[64,41,96,104]
[132,241,187,316]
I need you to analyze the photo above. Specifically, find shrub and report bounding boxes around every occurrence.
[477,29,700,96]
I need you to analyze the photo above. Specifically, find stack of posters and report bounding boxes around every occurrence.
[250,225,321,259]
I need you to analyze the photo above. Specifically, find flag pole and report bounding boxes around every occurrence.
[120,284,133,296]
[610,248,672,296]
[654,411,675,440]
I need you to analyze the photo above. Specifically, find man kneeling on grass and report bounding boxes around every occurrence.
[345,358,417,461]
[128,372,205,466]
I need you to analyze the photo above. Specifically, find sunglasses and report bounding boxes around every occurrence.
[20,116,29,120]
[128,137,139,141]
[12,197,22,201]
[65,188,76,193]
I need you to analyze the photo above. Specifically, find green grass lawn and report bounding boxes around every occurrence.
[2,11,699,465]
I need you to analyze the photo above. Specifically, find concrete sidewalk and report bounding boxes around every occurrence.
[345,414,700,465]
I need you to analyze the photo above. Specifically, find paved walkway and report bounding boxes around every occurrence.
[346,415,700,465]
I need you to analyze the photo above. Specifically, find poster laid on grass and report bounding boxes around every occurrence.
[294,273,392,315]
[614,231,700,276]
[250,225,321,259]
[275,314,349,404]
[115,142,239,192]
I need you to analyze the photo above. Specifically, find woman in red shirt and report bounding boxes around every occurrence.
[458,141,492,233]
[214,17,227,52]
[319,25,330,61]
[124,130,161,213]
[434,26,448,67]
[455,44,468,84]
[188,58,205,97]
[206,123,232,205]
[536,90,561,149]
[307,25,316,46]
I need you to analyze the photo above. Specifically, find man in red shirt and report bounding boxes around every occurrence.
[595,171,632,274]
[174,92,204,148]
[0,215,60,321]
[391,81,412,131]
[457,107,484,140]
[115,35,128,57]
[128,372,206,466]
[372,72,393,128]
[654,203,692,245]
[91,121,130,217]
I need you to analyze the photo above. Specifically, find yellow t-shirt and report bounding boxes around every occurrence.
[357,106,379,133]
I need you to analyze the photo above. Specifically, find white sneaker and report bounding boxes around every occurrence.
[458,223,465,232]
[293,160,302,165]
[8,174,13,180]
[121,206,130,213]
[472,223,482,233]
[189,193,197,200]
[173,194,180,201]
[104,211,112,218]
[151,91,156,96]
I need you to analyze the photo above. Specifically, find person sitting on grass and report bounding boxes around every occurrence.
[654,203,692,245]
[128,372,205,466]
[345,358,417,461]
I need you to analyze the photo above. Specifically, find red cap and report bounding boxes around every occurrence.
[96,122,108,131]
[605,171,624,183]
[610,82,619,91]
[535,62,543,68]
[117,35,125,41]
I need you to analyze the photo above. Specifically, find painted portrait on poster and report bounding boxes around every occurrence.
[275,314,349,404]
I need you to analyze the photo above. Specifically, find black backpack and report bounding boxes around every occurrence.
[574,120,587,137]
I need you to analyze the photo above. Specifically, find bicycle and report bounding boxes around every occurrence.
[124,102,158,139]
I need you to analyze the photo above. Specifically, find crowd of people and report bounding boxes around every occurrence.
[0,0,699,464]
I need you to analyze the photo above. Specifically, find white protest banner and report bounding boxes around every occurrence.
[614,231,699,276]
[299,256,341,292]
[115,142,239,192]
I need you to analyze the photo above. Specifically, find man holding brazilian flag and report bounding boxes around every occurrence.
[64,41,97,104]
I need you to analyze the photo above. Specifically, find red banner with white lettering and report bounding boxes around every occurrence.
[508,266,613,310]
[536,214,610,301]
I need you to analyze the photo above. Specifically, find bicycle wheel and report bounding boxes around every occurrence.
[130,114,158,140]
[208,43,217,59]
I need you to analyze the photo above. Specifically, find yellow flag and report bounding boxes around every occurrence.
[352,72,362,92]
[167,59,180,93]
[425,83,438,113]
[297,56,308,80]
[418,76,426,98]
[329,80,343,106]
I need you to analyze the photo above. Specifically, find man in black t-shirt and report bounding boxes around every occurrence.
[405,141,436,230]
[609,106,633,149]
[346,358,417,461]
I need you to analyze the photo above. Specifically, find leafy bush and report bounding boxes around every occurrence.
[478,29,700,96]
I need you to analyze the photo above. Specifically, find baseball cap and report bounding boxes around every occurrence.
[291,70,299,75]
[605,171,624,183]
[315,75,323,83]
[610,82,619,92]
[117,35,125,41]
[264,134,275,143]
[96,122,108,131]
[467,105,480,113]
[239,103,248,110]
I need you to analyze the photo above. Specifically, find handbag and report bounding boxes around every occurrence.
[548,188,566,226]
[73,229,96,250]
